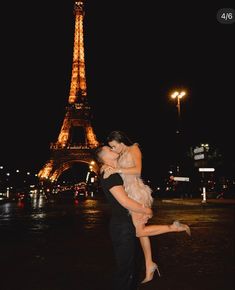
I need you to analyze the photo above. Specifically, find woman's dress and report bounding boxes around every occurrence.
[118,145,153,208]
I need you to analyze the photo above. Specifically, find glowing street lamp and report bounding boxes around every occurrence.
[170,90,187,174]
[171,90,186,119]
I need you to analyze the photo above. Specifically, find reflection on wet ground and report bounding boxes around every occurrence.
[0,196,234,290]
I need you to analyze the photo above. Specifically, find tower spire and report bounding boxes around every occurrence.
[37,1,99,183]
[69,1,87,104]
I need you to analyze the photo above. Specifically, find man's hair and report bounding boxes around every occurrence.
[93,145,105,165]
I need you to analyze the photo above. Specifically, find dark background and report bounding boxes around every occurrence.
[0,1,234,183]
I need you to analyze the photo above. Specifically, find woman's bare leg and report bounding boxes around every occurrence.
[131,213,156,283]
[130,213,160,283]
[139,236,159,283]
[131,212,190,238]
[139,236,153,269]
[131,211,190,283]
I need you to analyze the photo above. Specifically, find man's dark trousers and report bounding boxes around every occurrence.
[110,219,142,290]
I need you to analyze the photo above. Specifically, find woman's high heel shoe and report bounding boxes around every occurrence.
[173,220,191,236]
[155,263,161,277]
[141,263,161,284]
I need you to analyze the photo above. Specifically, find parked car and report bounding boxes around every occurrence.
[0,192,9,204]
[74,184,88,198]
[216,187,235,199]
[17,192,31,202]
[55,189,76,202]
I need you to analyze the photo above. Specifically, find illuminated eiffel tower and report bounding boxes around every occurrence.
[38,1,99,183]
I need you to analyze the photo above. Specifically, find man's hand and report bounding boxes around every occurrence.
[136,207,153,223]
[144,207,153,219]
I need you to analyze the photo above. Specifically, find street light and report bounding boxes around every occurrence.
[171,90,186,120]
[170,90,187,174]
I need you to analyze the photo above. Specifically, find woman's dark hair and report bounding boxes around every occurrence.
[106,130,134,146]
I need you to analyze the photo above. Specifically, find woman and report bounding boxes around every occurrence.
[104,130,191,284]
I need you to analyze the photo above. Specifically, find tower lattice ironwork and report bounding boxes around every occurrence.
[38,1,99,183]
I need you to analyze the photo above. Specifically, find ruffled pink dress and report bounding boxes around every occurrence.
[118,145,153,208]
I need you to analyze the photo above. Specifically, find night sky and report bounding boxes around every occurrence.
[0,1,234,182]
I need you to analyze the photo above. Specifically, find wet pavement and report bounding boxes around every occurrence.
[0,195,234,290]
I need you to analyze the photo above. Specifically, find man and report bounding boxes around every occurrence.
[94,145,153,290]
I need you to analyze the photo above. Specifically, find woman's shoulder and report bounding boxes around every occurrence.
[129,143,141,154]
[130,142,140,149]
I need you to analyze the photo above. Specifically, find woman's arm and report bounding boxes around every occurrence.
[102,144,142,177]
[118,144,142,175]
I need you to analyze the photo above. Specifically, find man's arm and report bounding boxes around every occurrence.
[109,185,152,216]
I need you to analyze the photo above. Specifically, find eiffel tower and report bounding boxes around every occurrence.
[38,1,99,183]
